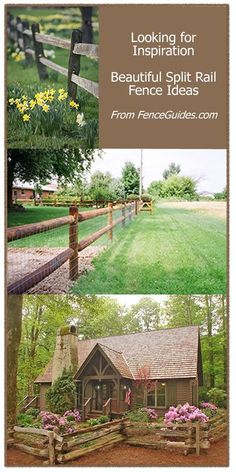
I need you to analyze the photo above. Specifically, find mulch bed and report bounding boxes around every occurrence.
[7,246,105,294]
[6,439,228,467]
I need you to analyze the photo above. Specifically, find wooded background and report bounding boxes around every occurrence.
[7,295,226,406]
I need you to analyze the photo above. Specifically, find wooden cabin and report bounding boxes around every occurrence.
[35,325,203,419]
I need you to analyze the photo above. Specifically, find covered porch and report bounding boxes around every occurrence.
[74,343,133,419]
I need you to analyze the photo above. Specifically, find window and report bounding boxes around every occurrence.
[147,383,166,408]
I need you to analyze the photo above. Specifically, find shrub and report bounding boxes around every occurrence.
[126,194,139,201]
[125,408,151,423]
[207,388,227,408]
[141,193,152,202]
[46,370,76,415]
[25,408,40,418]
[87,415,109,426]
[40,409,81,434]
[164,403,209,424]
[17,413,36,427]
[200,402,218,418]
[142,408,158,421]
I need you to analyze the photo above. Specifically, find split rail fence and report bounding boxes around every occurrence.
[7,202,138,294]
[7,14,99,99]
[7,413,227,465]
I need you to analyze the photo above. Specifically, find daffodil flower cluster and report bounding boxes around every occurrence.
[8,88,81,123]
[11,50,25,62]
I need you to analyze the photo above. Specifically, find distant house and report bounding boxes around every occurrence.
[12,180,58,201]
[35,325,203,419]
[198,191,215,199]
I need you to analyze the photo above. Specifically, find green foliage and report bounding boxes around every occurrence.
[25,408,40,418]
[147,175,197,200]
[207,388,227,408]
[163,162,181,180]
[121,161,139,196]
[125,409,149,423]
[124,297,161,332]
[46,370,76,414]
[141,193,152,202]
[161,175,198,200]
[214,187,227,200]
[87,415,109,426]
[126,194,139,201]
[17,412,35,427]
[147,180,163,198]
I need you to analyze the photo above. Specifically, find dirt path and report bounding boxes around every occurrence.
[6,440,228,467]
[7,246,105,294]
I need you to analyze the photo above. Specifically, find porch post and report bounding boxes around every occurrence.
[117,378,120,412]
[81,378,85,421]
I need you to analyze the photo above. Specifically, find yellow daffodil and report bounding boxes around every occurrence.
[8,98,15,105]
[22,114,30,122]
[29,100,36,109]
[42,104,50,112]
[58,88,65,94]
[69,100,79,109]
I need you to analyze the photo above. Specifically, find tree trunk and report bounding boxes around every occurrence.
[7,155,16,208]
[221,295,227,390]
[205,295,215,389]
[6,295,23,426]
[80,7,93,43]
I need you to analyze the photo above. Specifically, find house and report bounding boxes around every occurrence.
[198,191,215,199]
[12,180,58,201]
[35,325,203,419]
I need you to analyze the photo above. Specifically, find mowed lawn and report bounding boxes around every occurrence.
[7,204,226,294]
[72,204,226,294]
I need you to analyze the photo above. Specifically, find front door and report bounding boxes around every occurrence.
[93,382,113,411]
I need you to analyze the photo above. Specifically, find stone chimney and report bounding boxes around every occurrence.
[51,325,78,383]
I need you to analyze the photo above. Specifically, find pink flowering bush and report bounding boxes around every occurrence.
[40,409,81,434]
[164,403,209,424]
[142,408,158,421]
[200,402,218,417]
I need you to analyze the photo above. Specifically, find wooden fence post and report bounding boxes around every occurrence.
[195,422,200,455]
[69,205,78,280]
[108,202,113,241]
[121,203,125,228]
[48,431,55,465]
[68,29,82,100]
[135,200,138,215]
[31,23,49,80]
[16,17,24,50]
[22,20,33,66]
[129,203,132,222]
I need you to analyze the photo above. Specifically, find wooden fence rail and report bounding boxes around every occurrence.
[7,414,227,464]
[7,14,99,99]
[7,202,139,294]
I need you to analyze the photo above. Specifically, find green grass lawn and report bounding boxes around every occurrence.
[72,206,226,295]
[8,205,226,294]
[8,206,123,249]
[7,7,98,149]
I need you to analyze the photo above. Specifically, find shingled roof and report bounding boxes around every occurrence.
[35,326,201,383]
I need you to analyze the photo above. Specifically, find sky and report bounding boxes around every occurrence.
[89,149,226,193]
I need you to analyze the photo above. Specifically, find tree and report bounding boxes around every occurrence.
[161,175,197,200]
[164,295,204,327]
[7,148,95,207]
[147,180,163,198]
[6,295,23,426]
[126,297,161,332]
[80,7,93,43]
[121,162,139,197]
[163,162,181,180]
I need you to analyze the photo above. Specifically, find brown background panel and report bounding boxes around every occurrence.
[99,5,228,148]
